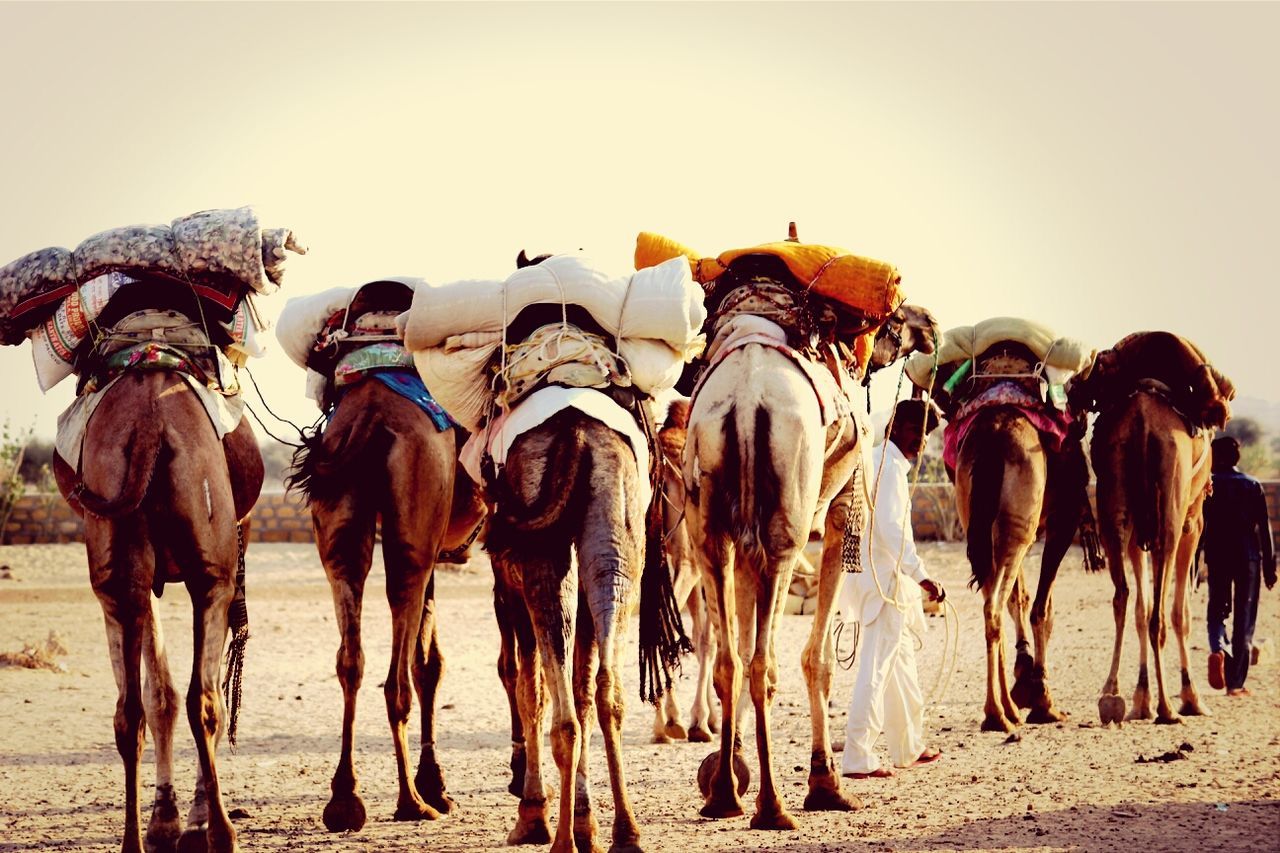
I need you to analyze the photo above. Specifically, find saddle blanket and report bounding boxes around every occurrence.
[942,380,1073,471]
[460,385,652,510]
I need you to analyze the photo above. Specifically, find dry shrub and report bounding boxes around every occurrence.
[0,630,69,672]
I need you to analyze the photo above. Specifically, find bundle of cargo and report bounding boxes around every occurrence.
[905,316,1095,408]
[399,254,707,432]
[1070,330,1234,430]
[0,206,305,345]
[276,278,430,411]
[633,230,904,373]
[903,317,1094,471]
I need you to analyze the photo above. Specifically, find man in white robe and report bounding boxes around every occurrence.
[839,399,944,779]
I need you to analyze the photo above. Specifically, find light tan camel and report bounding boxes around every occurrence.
[684,273,937,827]
[952,346,1095,733]
[651,397,719,745]
[488,403,656,853]
[1091,387,1213,724]
[54,371,264,853]
[288,377,486,830]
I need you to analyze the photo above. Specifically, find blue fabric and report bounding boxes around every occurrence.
[1207,558,1261,689]
[371,371,455,432]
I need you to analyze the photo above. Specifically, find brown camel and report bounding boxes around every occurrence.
[54,371,264,853]
[684,276,937,828]
[1091,386,1213,724]
[288,376,486,831]
[651,397,719,745]
[488,405,654,853]
[952,345,1093,733]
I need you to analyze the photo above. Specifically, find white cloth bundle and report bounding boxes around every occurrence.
[275,277,426,370]
[399,255,705,351]
[402,255,707,432]
[905,316,1094,389]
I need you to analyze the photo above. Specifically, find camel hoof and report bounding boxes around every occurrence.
[508,799,551,845]
[607,843,644,853]
[414,762,456,815]
[393,798,442,821]
[1154,713,1183,726]
[651,731,674,745]
[1098,695,1126,726]
[687,724,713,743]
[1179,699,1211,717]
[176,830,207,853]
[1127,706,1154,722]
[699,797,745,820]
[1026,705,1068,724]
[664,721,689,741]
[322,793,367,832]
[981,714,1017,733]
[803,781,862,812]
[145,798,182,853]
[696,751,750,798]
[708,716,721,734]
[749,806,799,831]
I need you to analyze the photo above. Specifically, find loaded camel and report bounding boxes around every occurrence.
[682,245,937,828]
[1074,331,1233,724]
[285,281,486,830]
[52,296,266,853]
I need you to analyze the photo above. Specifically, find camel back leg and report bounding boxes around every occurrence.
[492,569,529,798]
[1148,516,1184,725]
[1096,509,1131,725]
[315,494,377,832]
[570,600,604,852]
[745,550,800,832]
[801,487,861,813]
[142,597,181,851]
[90,518,152,853]
[411,573,455,814]
[1172,520,1209,716]
[1129,542,1154,721]
[685,583,719,741]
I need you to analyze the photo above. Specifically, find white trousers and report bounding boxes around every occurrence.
[841,601,926,775]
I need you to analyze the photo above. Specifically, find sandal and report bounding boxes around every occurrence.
[909,749,942,768]
[842,767,894,779]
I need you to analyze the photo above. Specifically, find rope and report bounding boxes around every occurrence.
[222,521,249,749]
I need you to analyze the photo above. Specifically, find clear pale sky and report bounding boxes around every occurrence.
[1,2,1276,439]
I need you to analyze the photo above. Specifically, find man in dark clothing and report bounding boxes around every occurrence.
[1200,436,1276,696]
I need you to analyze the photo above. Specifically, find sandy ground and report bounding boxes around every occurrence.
[1,540,1277,853]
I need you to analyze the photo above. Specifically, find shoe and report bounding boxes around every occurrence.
[831,739,845,753]
[842,767,894,779]
[1208,651,1225,691]
[908,749,942,768]
[1227,687,1251,697]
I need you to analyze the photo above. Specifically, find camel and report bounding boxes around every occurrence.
[683,263,937,827]
[288,334,486,830]
[488,404,655,853]
[53,371,264,853]
[949,344,1095,733]
[1091,385,1213,725]
[651,397,719,745]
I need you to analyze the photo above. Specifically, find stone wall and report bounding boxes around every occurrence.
[5,483,1280,548]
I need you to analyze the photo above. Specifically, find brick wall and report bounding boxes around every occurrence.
[2,490,313,545]
[4,483,1279,548]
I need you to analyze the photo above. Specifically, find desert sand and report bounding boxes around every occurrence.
[1,539,1276,852]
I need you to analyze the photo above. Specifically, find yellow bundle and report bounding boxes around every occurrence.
[634,232,904,323]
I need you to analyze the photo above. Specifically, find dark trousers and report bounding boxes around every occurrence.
[1206,559,1261,690]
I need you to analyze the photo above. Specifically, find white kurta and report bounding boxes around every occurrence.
[840,439,931,775]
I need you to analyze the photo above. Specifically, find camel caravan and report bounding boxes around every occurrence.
[0,211,1243,852]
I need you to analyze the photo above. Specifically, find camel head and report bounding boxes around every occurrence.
[867,303,939,375]
[515,249,553,269]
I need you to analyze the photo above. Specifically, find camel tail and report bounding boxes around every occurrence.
[708,404,779,572]
[495,410,588,533]
[964,415,1006,591]
[76,399,163,519]
[287,401,390,506]
[1125,422,1162,555]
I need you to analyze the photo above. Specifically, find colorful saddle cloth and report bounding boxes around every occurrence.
[943,380,1074,471]
[330,342,454,432]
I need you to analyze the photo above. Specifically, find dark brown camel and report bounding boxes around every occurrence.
[289,377,486,831]
[488,406,653,853]
[54,372,264,853]
[952,346,1093,733]
[1091,387,1213,724]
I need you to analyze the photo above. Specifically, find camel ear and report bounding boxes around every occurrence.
[516,249,531,268]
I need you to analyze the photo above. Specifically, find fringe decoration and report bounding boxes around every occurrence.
[1078,501,1106,573]
[840,466,865,573]
[223,521,250,748]
[635,396,692,705]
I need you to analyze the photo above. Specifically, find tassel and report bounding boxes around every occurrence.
[222,522,250,748]
[840,467,865,573]
[1078,505,1106,573]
